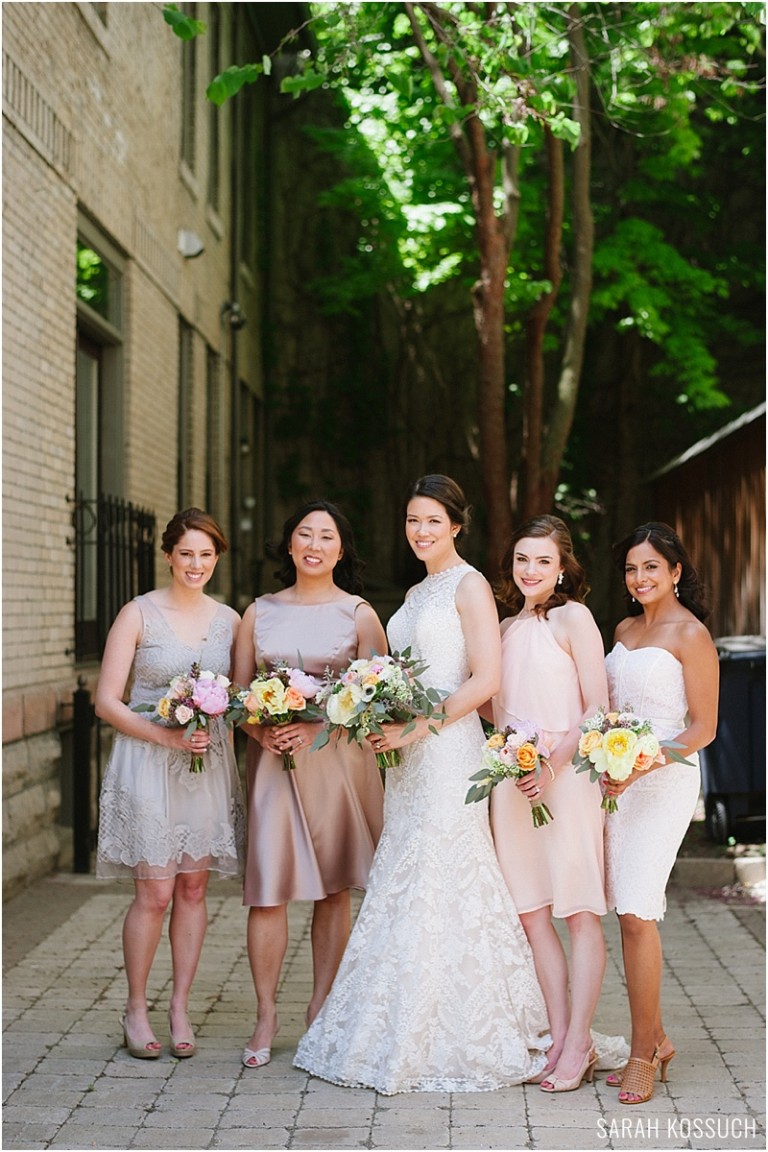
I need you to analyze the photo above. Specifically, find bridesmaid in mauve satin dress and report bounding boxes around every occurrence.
[232,500,387,1070]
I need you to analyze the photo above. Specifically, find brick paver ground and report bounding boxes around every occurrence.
[2,875,764,1151]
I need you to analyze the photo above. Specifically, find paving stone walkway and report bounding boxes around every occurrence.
[2,875,764,1151]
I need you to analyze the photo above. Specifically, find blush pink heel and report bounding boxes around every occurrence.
[540,1047,597,1093]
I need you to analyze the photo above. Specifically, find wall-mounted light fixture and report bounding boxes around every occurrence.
[222,300,246,329]
[177,229,205,258]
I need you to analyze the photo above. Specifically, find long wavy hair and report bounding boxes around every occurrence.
[613,521,710,621]
[495,515,588,618]
[271,499,365,594]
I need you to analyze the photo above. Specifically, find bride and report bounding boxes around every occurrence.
[293,474,550,1093]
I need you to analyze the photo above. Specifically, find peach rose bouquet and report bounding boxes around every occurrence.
[133,663,243,772]
[574,706,692,812]
[466,721,553,827]
[237,662,323,771]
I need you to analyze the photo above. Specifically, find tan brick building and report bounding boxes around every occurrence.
[2,2,313,897]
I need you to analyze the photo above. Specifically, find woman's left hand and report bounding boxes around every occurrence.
[265,721,318,756]
[602,765,650,800]
[368,718,427,755]
[516,774,547,803]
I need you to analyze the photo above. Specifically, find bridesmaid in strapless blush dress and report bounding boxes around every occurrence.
[602,523,719,1105]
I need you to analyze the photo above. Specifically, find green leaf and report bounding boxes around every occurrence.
[163,4,206,41]
[207,64,263,106]
[280,68,327,98]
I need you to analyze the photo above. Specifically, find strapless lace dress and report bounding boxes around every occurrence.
[96,595,245,879]
[604,643,701,921]
[293,565,551,1094]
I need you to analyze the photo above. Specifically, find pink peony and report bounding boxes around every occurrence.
[192,679,230,716]
[287,668,321,699]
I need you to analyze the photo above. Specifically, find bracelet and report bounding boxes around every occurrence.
[544,759,555,782]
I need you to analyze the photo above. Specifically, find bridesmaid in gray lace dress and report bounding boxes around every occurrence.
[96,509,243,1061]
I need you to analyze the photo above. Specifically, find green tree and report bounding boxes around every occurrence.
[166,1,764,568]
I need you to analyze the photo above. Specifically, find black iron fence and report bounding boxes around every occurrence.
[71,493,156,661]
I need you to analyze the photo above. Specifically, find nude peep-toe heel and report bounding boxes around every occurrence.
[540,1047,597,1093]
[120,1013,162,1060]
[168,1011,196,1059]
[242,1022,279,1069]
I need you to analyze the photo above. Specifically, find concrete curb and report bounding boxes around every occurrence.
[671,854,765,889]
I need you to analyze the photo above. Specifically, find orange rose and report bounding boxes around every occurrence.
[516,742,539,772]
[284,687,307,712]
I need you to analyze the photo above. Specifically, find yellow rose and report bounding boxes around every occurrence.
[487,732,506,750]
[516,742,539,772]
[248,677,287,717]
[592,727,638,782]
[578,729,603,757]
[326,683,364,727]
[157,696,171,719]
[606,712,620,725]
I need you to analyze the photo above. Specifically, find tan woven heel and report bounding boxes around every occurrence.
[619,1050,661,1105]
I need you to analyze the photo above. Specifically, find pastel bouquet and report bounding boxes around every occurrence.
[237,663,324,771]
[466,720,553,827]
[574,706,692,813]
[311,649,446,770]
[133,663,242,772]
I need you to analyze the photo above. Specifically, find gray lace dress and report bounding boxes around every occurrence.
[96,595,245,880]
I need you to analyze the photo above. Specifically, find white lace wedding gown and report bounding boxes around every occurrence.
[293,565,551,1094]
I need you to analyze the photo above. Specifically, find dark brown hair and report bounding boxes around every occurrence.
[161,508,228,555]
[495,515,588,618]
[406,474,471,535]
[271,500,365,594]
[613,521,710,621]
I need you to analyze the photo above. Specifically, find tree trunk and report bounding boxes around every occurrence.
[522,128,564,518]
[539,5,594,511]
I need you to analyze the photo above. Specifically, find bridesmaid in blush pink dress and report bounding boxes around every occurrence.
[233,500,387,1071]
[487,515,612,1094]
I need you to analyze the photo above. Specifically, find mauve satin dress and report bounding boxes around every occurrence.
[242,594,384,907]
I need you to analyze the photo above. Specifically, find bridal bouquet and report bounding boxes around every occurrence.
[236,663,324,771]
[574,706,692,813]
[466,721,553,827]
[133,663,242,772]
[311,649,446,770]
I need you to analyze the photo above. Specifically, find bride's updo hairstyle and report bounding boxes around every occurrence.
[407,474,472,538]
[495,514,588,618]
[613,521,709,621]
[162,508,228,556]
[271,499,365,594]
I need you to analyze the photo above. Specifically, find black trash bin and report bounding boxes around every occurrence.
[699,636,766,843]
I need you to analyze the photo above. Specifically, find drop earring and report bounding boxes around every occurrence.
[674,582,680,598]
[557,573,563,586]
[631,596,636,603]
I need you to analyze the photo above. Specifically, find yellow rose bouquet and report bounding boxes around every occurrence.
[466,721,553,827]
[574,706,693,812]
[311,649,447,770]
[236,662,324,771]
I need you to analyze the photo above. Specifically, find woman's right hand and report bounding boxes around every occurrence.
[162,726,210,756]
